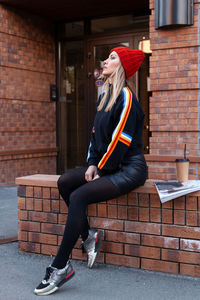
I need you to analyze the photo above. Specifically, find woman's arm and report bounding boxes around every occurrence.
[97,87,136,173]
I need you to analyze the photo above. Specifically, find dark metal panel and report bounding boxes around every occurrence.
[155,0,193,29]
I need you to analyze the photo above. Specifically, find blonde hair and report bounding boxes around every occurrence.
[97,62,126,112]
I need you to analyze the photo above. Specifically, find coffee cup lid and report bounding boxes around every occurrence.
[175,158,189,162]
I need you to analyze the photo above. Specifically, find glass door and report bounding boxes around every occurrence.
[57,40,86,173]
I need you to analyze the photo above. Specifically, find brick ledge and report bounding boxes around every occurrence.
[16,174,200,197]
[15,174,158,193]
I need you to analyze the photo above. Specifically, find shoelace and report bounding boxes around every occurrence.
[44,267,54,281]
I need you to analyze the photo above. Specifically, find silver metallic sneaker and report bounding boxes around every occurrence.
[83,229,103,269]
[34,261,75,296]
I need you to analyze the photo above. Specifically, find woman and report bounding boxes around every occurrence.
[34,46,148,296]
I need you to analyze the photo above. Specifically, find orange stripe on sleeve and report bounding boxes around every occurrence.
[98,87,132,169]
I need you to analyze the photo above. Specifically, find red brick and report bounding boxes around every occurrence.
[180,264,200,277]
[29,232,57,245]
[162,249,200,264]
[26,186,33,198]
[162,209,173,224]
[128,207,138,221]
[97,204,107,218]
[125,221,161,235]
[106,230,140,245]
[60,201,68,213]
[18,186,26,197]
[90,217,123,231]
[150,208,161,222]
[18,231,28,241]
[18,221,40,232]
[74,238,82,249]
[141,234,179,249]
[34,187,42,198]
[125,245,160,259]
[52,200,60,213]
[186,211,198,226]
[150,194,161,208]
[34,199,43,211]
[41,244,58,256]
[108,198,117,204]
[87,203,97,216]
[71,249,87,261]
[102,241,123,254]
[107,205,117,218]
[128,207,139,221]
[162,201,173,209]
[106,253,140,268]
[18,241,40,254]
[141,258,178,274]
[41,223,64,235]
[43,199,51,212]
[186,196,197,211]
[174,197,185,210]
[117,195,127,205]
[26,198,34,210]
[139,193,149,207]
[58,214,67,225]
[118,206,127,219]
[18,197,26,209]
[181,238,200,252]
[162,224,200,239]
[139,207,149,222]
[18,210,28,220]
[174,210,185,225]
[29,211,57,223]
[127,191,138,206]
[43,187,51,199]
[51,187,59,199]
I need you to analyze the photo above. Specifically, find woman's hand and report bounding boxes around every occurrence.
[85,165,98,182]
[93,174,100,180]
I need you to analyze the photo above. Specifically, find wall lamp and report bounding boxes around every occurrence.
[155,0,194,29]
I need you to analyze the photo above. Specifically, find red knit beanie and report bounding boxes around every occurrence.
[110,46,145,79]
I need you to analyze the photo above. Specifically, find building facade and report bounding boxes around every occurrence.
[0,0,200,185]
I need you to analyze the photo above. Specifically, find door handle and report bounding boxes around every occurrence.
[87,72,92,78]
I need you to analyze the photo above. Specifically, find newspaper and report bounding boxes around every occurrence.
[154,180,200,203]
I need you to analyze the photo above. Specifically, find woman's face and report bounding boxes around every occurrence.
[102,51,120,77]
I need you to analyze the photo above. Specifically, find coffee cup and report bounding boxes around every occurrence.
[175,158,190,182]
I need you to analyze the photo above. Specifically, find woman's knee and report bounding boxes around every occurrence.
[57,172,72,190]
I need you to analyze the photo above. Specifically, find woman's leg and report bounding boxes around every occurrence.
[51,177,121,269]
[57,167,91,240]
[57,167,87,206]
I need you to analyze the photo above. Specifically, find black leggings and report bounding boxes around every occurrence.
[51,167,121,269]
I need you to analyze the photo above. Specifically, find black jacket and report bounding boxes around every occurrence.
[87,85,145,175]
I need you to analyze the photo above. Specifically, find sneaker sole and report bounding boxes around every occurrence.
[34,269,75,296]
[88,230,103,269]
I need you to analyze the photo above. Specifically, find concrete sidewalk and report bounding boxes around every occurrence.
[1,186,200,300]
[1,242,200,300]
[0,186,18,243]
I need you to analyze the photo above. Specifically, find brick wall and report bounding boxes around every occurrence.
[17,175,200,277]
[147,0,200,180]
[0,5,57,185]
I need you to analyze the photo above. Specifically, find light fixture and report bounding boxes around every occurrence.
[155,0,194,29]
